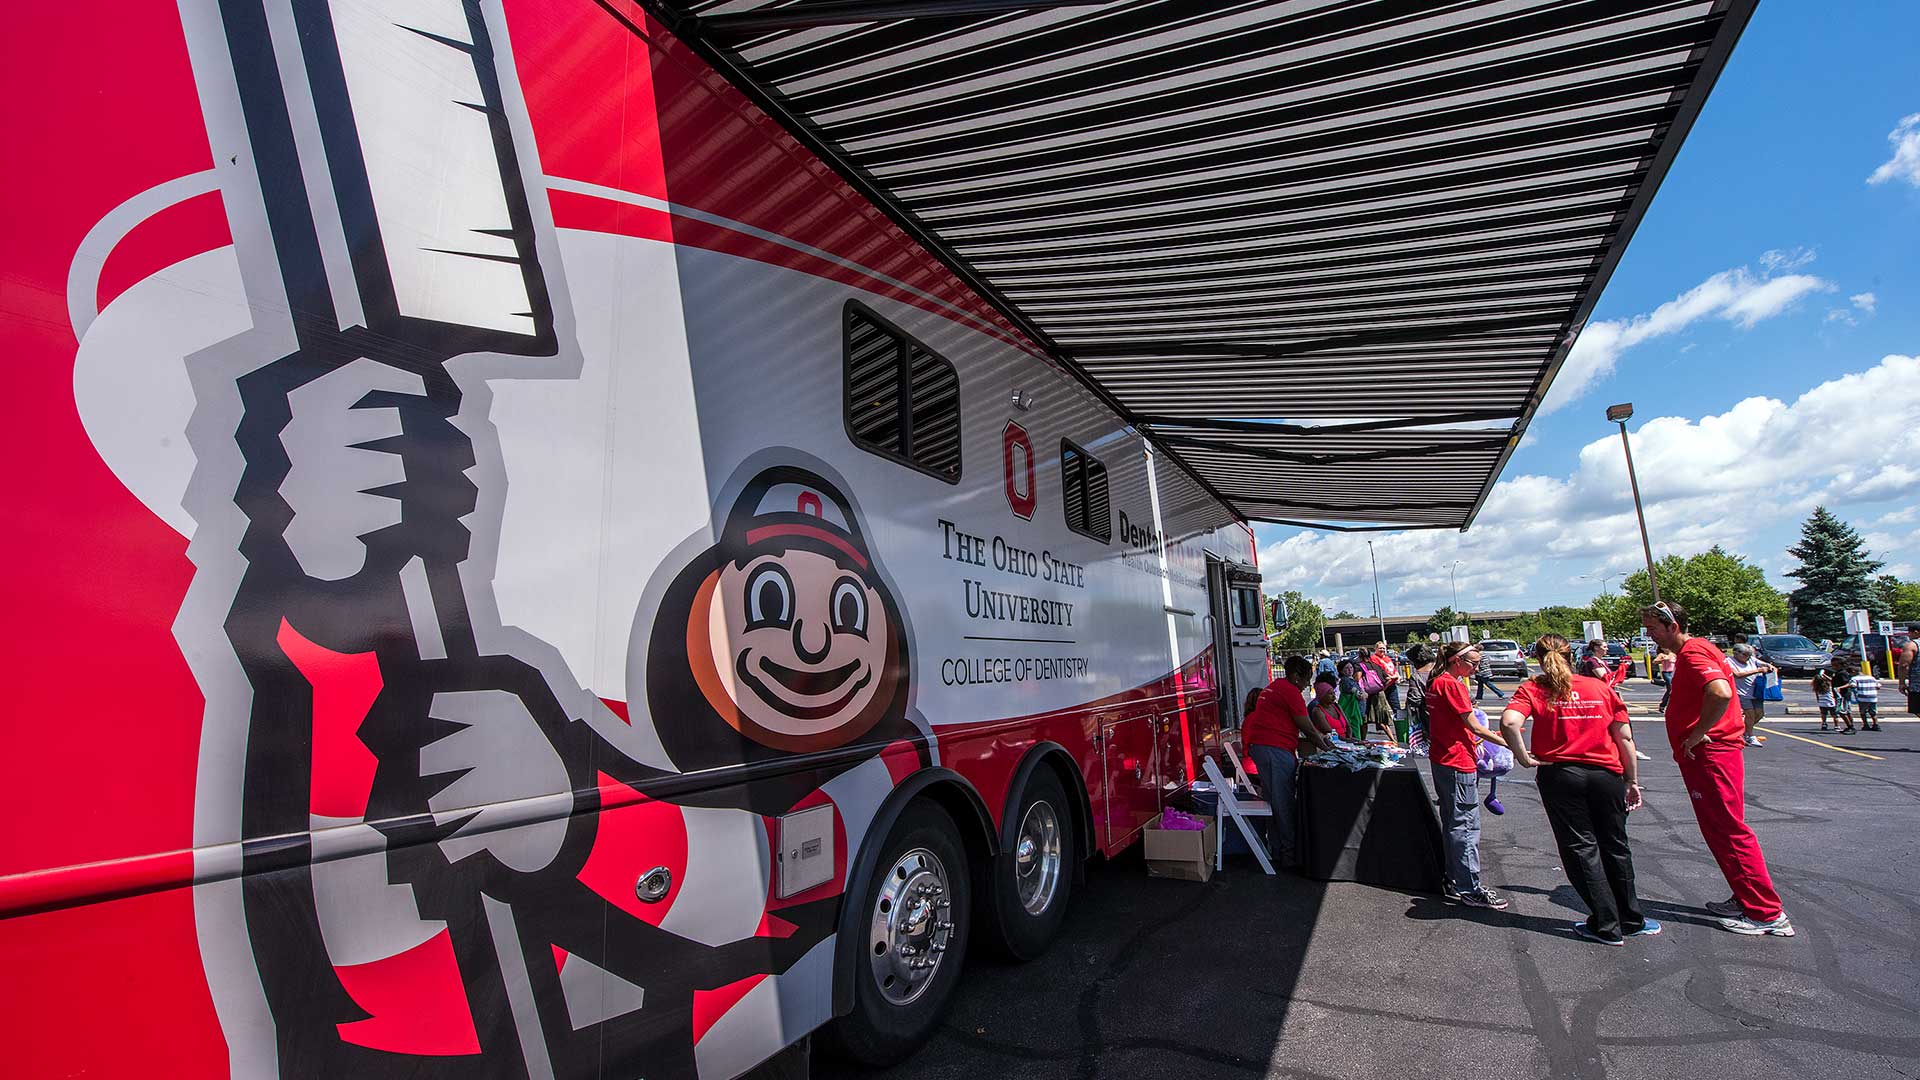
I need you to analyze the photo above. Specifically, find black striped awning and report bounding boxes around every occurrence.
[645,0,1756,530]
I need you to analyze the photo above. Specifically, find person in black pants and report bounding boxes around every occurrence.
[1497,635,1658,946]
[1473,665,1507,703]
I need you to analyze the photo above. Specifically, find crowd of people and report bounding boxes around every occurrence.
[1238,599,1809,943]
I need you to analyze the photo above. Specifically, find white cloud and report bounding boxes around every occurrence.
[1829,292,1879,327]
[1867,112,1920,187]
[1262,355,1920,614]
[1759,247,1816,272]
[1545,261,1833,413]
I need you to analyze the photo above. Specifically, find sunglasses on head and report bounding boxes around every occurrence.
[1648,601,1676,626]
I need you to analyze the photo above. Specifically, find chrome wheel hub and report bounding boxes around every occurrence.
[1014,800,1062,916]
[868,847,953,1006]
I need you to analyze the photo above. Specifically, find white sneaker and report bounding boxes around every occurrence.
[1633,749,1651,761]
[1742,735,1763,747]
[1718,912,1794,937]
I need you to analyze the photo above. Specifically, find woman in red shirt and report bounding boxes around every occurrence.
[1241,655,1335,869]
[1499,635,1658,945]
[1424,641,1509,909]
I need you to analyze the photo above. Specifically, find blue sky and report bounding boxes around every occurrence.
[1256,0,1920,622]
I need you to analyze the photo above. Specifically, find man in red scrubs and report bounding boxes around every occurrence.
[1640,601,1793,936]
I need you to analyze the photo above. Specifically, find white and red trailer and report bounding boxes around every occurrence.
[0,1,1747,1076]
[0,2,1271,1075]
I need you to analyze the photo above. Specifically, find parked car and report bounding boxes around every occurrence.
[1628,634,1655,652]
[1478,639,1528,678]
[1833,632,1912,675]
[1604,640,1635,678]
[1752,634,1831,676]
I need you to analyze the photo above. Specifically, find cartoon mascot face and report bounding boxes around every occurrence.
[649,464,911,778]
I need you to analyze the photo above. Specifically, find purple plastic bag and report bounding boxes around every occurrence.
[1157,809,1208,831]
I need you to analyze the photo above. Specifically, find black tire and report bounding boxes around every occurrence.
[820,800,970,1066]
[982,768,1075,960]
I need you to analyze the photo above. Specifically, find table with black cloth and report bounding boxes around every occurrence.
[1297,762,1445,892]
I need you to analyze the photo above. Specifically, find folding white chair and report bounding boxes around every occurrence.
[1202,756,1274,875]
[1222,741,1256,793]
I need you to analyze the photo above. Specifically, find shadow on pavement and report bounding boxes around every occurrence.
[1399,892,1582,942]
[817,846,1328,1079]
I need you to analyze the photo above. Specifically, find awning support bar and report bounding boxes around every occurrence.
[1137,411,1517,437]
[1155,433,1509,467]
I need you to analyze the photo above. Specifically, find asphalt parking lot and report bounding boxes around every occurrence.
[819,697,1920,1080]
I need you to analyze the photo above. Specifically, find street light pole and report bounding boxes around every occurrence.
[1367,540,1388,645]
[1606,403,1661,603]
[1449,560,1462,617]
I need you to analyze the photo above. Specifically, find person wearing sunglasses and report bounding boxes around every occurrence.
[1424,640,1510,909]
[1639,600,1793,936]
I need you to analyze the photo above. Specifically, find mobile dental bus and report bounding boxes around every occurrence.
[0,2,1272,1076]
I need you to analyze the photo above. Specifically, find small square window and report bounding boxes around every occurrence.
[843,303,961,482]
[1232,587,1261,628]
[1060,438,1111,543]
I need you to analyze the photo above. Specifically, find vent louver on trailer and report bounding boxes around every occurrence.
[645,0,1755,530]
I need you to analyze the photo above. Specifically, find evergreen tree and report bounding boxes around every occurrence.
[1784,507,1882,639]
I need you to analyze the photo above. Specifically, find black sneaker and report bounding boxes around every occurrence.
[1442,881,1462,903]
[1459,887,1510,911]
[1572,922,1625,947]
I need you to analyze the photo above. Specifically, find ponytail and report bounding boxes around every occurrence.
[1431,641,1474,685]
[1532,633,1575,699]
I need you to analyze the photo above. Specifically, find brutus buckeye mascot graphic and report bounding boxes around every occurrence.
[645,464,925,816]
[62,1,927,1077]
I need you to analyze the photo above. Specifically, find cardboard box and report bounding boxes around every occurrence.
[1143,813,1216,882]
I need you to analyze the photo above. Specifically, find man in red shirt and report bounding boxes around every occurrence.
[1640,601,1792,936]
[1241,655,1336,869]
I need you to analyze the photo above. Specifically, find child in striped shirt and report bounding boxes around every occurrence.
[1849,669,1881,732]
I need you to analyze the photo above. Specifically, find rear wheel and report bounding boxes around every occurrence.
[821,800,970,1066]
[983,768,1074,960]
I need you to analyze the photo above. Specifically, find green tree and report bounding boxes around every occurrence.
[1870,574,1920,622]
[1618,546,1790,637]
[1785,507,1883,639]
[1329,609,1360,620]
[1890,580,1920,622]
[1425,606,1466,637]
[1584,593,1641,639]
[1267,590,1327,653]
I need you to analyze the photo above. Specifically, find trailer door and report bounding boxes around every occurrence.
[1206,558,1238,729]
[1208,559,1270,731]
